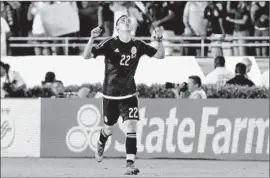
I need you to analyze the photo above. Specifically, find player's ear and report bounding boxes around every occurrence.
[115,25,119,31]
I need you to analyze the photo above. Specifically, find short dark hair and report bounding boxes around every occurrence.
[235,63,246,75]
[0,61,10,71]
[189,75,202,87]
[116,15,129,26]
[45,72,56,83]
[214,56,225,67]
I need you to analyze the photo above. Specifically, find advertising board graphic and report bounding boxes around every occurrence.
[41,99,269,160]
[1,99,41,157]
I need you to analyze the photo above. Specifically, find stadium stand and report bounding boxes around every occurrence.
[1,1,269,57]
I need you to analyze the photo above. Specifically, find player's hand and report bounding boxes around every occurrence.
[91,26,103,38]
[152,26,164,41]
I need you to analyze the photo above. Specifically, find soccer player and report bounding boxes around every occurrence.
[83,15,165,175]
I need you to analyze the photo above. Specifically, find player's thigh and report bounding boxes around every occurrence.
[119,96,139,122]
[103,98,120,126]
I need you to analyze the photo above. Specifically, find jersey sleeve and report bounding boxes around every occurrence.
[138,40,157,58]
[92,38,111,58]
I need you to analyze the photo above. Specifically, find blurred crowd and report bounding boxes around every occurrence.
[1,1,269,57]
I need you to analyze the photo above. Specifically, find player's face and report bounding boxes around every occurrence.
[117,17,133,39]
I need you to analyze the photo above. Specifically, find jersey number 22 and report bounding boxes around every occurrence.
[120,55,131,66]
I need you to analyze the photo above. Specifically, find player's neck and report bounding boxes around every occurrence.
[118,35,131,43]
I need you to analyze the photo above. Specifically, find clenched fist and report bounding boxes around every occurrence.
[91,26,103,38]
[152,26,164,41]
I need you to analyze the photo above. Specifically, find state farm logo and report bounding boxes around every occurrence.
[66,104,111,153]
[1,120,15,148]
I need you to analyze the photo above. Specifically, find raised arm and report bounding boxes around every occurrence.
[153,41,165,59]
[151,27,165,59]
[183,2,192,33]
[83,27,103,59]
[226,15,249,25]
[98,5,104,27]
[226,2,235,14]
[250,3,259,25]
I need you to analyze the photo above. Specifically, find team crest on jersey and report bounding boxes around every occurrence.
[131,46,137,58]
[131,47,137,54]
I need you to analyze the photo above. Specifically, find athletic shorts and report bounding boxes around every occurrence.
[102,96,139,126]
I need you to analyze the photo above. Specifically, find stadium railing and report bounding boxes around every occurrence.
[9,36,269,57]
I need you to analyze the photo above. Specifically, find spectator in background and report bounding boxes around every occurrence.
[227,63,255,87]
[171,1,186,36]
[261,70,269,88]
[1,16,11,56]
[133,1,152,37]
[77,1,98,37]
[218,2,234,56]
[172,76,207,99]
[42,71,64,96]
[226,1,250,56]
[76,87,103,98]
[204,1,226,57]
[242,57,253,77]
[250,1,269,57]
[2,2,33,56]
[203,56,234,85]
[183,1,208,56]
[98,2,114,37]
[1,61,26,98]
[27,2,52,55]
[187,75,207,99]
[150,2,176,56]
[77,87,90,98]
[111,2,143,37]
[110,2,129,36]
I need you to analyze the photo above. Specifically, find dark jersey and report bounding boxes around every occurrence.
[204,3,223,34]
[226,75,255,87]
[254,2,269,28]
[92,36,157,96]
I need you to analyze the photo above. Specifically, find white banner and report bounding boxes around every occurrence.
[1,99,41,157]
[1,56,205,87]
[40,2,79,37]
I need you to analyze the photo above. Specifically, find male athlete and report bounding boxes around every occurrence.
[83,15,165,175]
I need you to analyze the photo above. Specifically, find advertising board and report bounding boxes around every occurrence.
[40,99,269,160]
[1,99,41,157]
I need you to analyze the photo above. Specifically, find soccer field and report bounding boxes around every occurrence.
[1,158,268,177]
